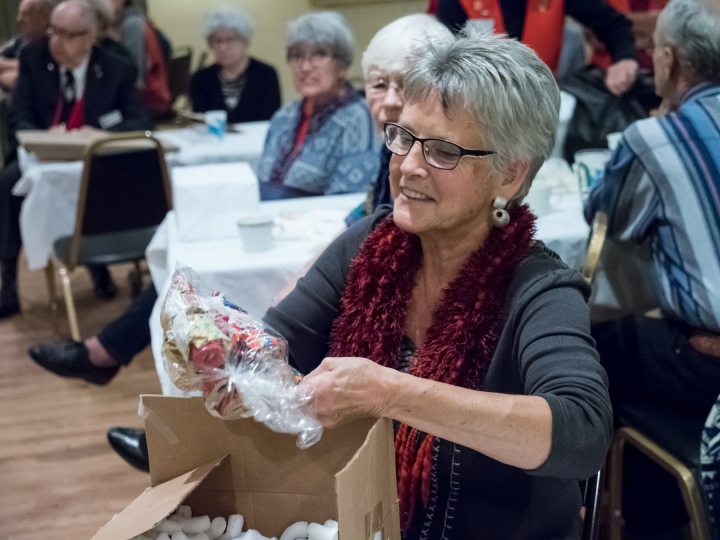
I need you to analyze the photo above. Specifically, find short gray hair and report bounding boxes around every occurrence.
[403,32,560,205]
[203,5,255,43]
[286,11,353,68]
[656,0,720,83]
[83,0,113,37]
[362,14,451,78]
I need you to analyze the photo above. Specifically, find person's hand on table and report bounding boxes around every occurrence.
[302,356,396,429]
[605,59,639,95]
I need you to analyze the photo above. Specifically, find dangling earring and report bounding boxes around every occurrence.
[492,196,510,228]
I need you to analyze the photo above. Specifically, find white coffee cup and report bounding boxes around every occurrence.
[606,132,623,152]
[205,110,227,139]
[525,184,554,217]
[237,215,282,252]
[574,149,611,201]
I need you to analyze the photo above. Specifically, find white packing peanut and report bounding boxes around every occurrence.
[177,505,192,518]
[307,524,336,540]
[146,532,161,540]
[218,514,244,540]
[154,519,183,533]
[171,532,189,540]
[322,521,337,531]
[155,534,170,540]
[177,516,212,534]
[241,531,273,540]
[209,516,227,539]
[189,534,210,540]
[168,515,183,523]
[279,521,308,540]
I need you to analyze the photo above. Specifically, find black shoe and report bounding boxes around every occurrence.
[0,296,19,320]
[28,339,119,385]
[89,265,117,300]
[107,427,149,472]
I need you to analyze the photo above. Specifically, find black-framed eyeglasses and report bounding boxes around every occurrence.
[383,122,495,170]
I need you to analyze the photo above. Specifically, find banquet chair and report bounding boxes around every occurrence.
[580,211,608,284]
[48,132,172,341]
[582,469,603,540]
[168,46,193,105]
[607,401,712,540]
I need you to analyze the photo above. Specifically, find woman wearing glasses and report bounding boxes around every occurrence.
[263,32,611,539]
[257,12,379,195]
[190,6,281,124]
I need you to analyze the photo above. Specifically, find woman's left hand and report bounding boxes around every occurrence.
[301,357,396,429]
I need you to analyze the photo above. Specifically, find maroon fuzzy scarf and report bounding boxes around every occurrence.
[328,205,537,532]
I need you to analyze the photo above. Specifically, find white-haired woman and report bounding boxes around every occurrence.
[190,6,280,123]
[257,12,378,195]
[347,14,451,225]
[263,32,611,538]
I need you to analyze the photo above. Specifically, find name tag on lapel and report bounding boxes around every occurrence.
[99,109,123,130]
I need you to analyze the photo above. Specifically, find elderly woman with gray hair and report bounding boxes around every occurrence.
[257,12,378,195]
[263,31,611,539]
[345,14,451,225]
[190,6,280,123]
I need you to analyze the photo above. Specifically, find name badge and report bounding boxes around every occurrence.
[466,18,495,34]
[99,109,123,130]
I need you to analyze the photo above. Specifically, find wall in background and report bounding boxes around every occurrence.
[0,0,21,42]
[146,0,426,103]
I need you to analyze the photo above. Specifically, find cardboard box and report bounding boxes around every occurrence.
[172,162,260,243]
[93,396,400,540]
[16,130,179,162]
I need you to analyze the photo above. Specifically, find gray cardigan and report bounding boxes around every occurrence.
[263,207,612,539]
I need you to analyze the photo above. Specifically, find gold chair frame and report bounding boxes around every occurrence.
[581,211,608,285]
[46,131,172,341]
[608,426,711,540]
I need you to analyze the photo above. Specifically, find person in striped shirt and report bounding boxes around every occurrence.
[585,0,720,534]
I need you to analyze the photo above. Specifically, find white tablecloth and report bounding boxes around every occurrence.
[12,121,270,270]
[147,193,366,396]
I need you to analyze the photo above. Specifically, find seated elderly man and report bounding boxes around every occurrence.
[0,0,150,319]
[585,0,720,533]
[190,6,281,123]
[257,12,379,195]
[0,0,53,92]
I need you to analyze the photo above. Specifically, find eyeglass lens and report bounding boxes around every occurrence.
[385,124,463,170]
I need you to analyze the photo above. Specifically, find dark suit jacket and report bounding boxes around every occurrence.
[190,58,281,124]
[10,38,151,134]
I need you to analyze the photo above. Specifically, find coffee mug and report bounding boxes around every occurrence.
[206,110,227,139]
[236,215,283,252]
[606,132,623,152]
[574,149,611,201]
[525,184,554,217]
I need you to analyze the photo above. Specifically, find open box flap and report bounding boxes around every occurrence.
[90,456,227,540]
[336,418,401,540]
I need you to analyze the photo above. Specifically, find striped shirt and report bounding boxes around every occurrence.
[585,83,720,332]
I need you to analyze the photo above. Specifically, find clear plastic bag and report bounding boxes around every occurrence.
[160,265,323,449]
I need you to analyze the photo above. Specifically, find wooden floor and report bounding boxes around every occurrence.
[0,256,161,540]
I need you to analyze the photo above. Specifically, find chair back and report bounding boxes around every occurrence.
[68,132,172,268]
[581,211,608,284]
[167,47,193,104]
[582,469,603,540]
[0,95,14,166]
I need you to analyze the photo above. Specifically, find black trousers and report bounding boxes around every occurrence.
[593,316,720,534]
[0,160,23,263]
[97,284,157,365]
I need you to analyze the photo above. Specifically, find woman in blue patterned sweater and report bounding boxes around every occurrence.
[257,12,380,195]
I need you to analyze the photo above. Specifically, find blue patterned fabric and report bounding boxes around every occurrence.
[701,394,720,537]
[585,83,720,332]
[257,97,380,195]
